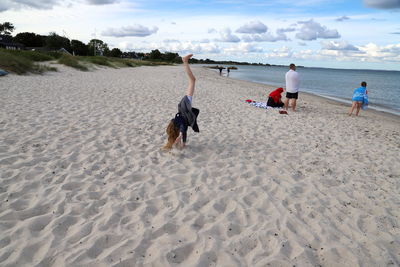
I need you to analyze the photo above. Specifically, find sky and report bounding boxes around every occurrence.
[1,0,400,70]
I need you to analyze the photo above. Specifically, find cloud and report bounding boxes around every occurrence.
[118,40,221,54]
[163,39,180,43]
[275,42,400,63]
[391,32,400,34]
[265,46,293,58]
[160,41,221,54]
[199,38,210,43]
[0,0,61,11]
[335,16,350,22]
[321,41,359,51]
[277,27,296,34]
[208,28,217,34]
[102,25,158,37]
[86,0,118,4]
[241,31,289,42]
[215,28,240,42]
[224,43,264,54]
[364,0,400,9]
[321,43,400,62]
[0,0,117,12]
[295,19,340,41]
[236,21,268,34]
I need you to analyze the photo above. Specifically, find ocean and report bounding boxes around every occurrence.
[213,65,400,116]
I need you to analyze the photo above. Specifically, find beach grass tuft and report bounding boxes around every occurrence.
[82,56,114,67]
[58,54,88,71]
[1,49,54,62]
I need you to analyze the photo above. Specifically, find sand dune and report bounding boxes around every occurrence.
[0,64,399,266]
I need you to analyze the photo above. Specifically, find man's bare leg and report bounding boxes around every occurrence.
[284,98,289,110]
[291,99,297,111]
[182,54,195,97]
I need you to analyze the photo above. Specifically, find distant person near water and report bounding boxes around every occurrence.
[267,87,285,108]
[284,63,300,112]
[164,54,200,149]
[348,81,368,116]
[218,66,223,76]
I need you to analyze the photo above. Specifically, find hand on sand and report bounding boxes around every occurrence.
[182,54,193,64]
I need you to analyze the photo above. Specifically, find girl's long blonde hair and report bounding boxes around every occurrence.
[164,120,179,149]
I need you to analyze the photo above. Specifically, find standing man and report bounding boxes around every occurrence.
[284,63,300,112]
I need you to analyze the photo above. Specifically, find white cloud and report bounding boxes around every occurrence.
[321,41,359,51]
[224,43,264,54]
[242,32,289,42]
[86,0,118,5]
[264,42,400,63]
[199,38,210,43]
[358,43,400,61]
[296,19,340,41]
[236,21,268,34]
[163,39,180,43]
[0,0,117,12]
[102,25,158,37]
[277,27,296,34]
[364,0,400,9]
[134,41,222,55]
[215,28,240,42]
[265,46,293,58]
[0,0,61,11]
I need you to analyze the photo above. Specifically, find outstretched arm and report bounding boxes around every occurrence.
[182,54,195,97]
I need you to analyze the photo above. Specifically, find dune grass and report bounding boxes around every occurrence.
[0,48,171,74]
[0,49,57,74]
[58,54,88,71]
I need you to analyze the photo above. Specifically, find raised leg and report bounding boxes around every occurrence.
[182,54,195,97]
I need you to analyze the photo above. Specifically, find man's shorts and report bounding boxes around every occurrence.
[286,92,298,99]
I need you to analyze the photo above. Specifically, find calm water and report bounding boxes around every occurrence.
[213,65,400,116]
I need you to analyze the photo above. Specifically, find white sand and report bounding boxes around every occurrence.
[0,64,399,266]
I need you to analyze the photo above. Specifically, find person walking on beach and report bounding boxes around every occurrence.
[284,63,300,112]
[348,81,368,116]
[164,54,199,149]
[218,66,223,76]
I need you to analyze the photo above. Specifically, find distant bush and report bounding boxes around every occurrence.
[58,54,88,71]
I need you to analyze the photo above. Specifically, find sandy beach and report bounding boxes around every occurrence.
[0,64,399,266]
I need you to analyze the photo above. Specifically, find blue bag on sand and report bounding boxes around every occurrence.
[0,69,9,76]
